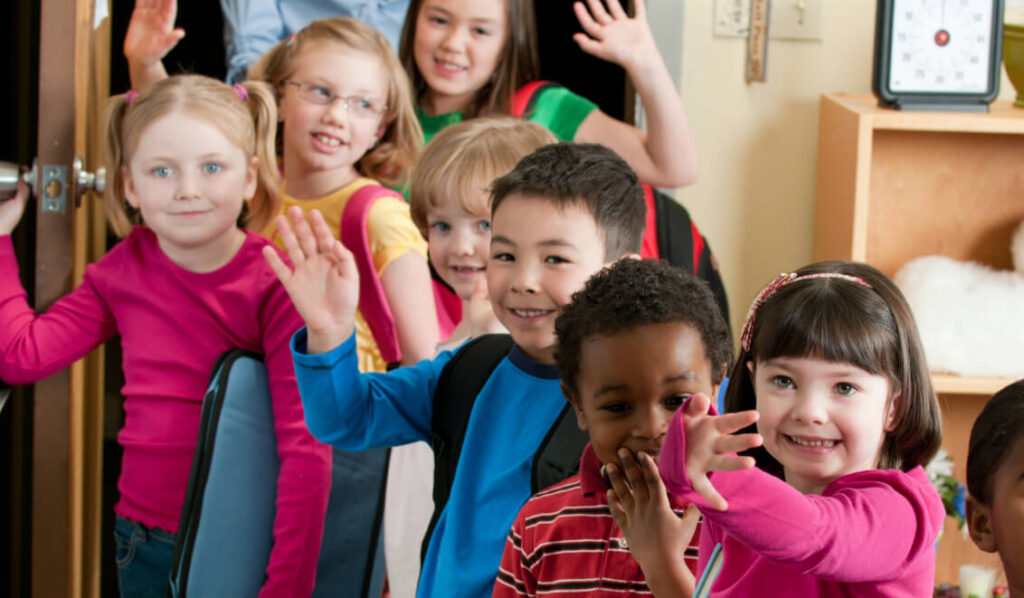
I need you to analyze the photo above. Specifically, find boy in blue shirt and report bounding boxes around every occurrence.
[264,143,646,598]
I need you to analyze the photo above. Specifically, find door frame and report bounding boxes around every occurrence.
[32,1,109,597]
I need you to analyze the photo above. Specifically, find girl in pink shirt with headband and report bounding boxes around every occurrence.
[606,261,945,597]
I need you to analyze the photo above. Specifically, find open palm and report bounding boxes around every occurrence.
[123,0,185,68]
[263,207,360,353]
[572,0,658,71]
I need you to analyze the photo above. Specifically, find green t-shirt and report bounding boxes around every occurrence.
[417,84,598,145]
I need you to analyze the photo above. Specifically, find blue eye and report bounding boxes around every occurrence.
[477,220,491,232]
[354,97,373,110]
[152,166,172,177]
[771,375,794,389]
[203,163,223,174]
[431,221,451,233]
[311,85,332,99]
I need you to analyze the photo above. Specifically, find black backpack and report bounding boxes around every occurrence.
[420,334,589,561]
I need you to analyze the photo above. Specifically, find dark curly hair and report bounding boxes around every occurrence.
[967,379,1024,504]
[490,143,646,261]
[555,258,732,398]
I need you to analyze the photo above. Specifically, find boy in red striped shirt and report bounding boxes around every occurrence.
[494,258,732,597]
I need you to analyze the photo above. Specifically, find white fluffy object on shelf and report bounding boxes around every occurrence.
[895,221,1024,379]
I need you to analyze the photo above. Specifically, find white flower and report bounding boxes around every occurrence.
[925,448,955,482]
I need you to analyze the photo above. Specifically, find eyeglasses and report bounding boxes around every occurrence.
[283,80,387,118]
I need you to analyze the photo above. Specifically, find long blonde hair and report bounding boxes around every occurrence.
[249,16,423,188]
[104,75,280,236]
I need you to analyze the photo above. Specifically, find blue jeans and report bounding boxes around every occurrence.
[114,515,176,598]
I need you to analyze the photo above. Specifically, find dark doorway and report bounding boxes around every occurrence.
[534,1,632,122]
[0,0,39,596]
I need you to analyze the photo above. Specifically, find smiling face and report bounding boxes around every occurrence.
[413,0,508,115]
[123,111,256,271]
[567,322,718,468]
[751,356,895,494]
[278,41,386,197]
[486,194,606,364]
[427,198,492,299]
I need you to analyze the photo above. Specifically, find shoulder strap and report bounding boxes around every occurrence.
[531,404,589,493]
[421,333,515,561]
[651,187,731,330]
[340,184,403,365]
[510,80,561,119]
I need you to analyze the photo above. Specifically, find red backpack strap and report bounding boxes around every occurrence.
[510,80,559,119]
[640,184,660,260]
[340,184,402,365]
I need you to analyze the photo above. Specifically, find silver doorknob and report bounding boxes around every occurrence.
[0,160,38,198]
[73,157,105,206]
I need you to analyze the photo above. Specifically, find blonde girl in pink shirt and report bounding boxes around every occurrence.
[0,75,330,597]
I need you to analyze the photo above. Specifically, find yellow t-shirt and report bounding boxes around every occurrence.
[263,177,428,373]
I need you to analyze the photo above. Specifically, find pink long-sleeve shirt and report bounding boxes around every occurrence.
[0,228,331,597]
[659,405,944,597]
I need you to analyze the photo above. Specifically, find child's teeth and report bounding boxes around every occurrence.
[514,309,546,317]
[315,134,341,146]
[791,436,835,448]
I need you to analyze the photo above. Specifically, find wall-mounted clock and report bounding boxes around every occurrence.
[873,0,1004,111]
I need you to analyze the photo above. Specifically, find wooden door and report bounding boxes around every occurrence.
[28,0,110,596]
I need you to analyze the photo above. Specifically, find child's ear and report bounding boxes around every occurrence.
[966,495,997,553]
[243,156,259,202]
[883,392,900,432]
[122,166,140,209]
[562,381,588,432]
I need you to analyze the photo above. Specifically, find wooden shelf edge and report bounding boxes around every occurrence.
[931,373,1016,396]
[823,93,1024,135]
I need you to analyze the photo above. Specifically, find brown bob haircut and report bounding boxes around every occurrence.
[725,260,943,475]
[398,0,540,118]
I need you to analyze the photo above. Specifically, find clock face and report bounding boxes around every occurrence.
[888,0,995,93]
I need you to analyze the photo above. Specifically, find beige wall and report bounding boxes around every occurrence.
[671,1,1018,334]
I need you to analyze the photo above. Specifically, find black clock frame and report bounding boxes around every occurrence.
[872,0,1005,111]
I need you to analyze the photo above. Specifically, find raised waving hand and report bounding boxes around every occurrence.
[263,207,360,354]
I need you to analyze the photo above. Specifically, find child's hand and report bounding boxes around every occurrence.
[263,207,359,354]
[683,394,763,511]
[606,449,699,595]
[572,0,659,73]
[123,0,182,90]
[466,277,505,337]
[0,180,30,236]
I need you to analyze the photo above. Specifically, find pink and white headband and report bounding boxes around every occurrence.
[739,272,873,352]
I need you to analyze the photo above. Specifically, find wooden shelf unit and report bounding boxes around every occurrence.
[813,93,1024,586]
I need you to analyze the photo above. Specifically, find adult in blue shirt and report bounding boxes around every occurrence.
[221,0,411,82]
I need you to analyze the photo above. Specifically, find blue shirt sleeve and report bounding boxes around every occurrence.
[291,327,453,450]
[220,0,287,83]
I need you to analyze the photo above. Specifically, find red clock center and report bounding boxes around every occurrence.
[935,29,950,47]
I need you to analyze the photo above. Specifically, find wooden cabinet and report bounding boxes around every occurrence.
[813,93,1024,586]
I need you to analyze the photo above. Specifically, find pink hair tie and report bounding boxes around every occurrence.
[233,83,249,101]
[739,271,873,352]
[124,90,140,105]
